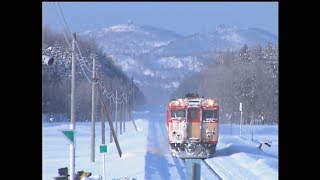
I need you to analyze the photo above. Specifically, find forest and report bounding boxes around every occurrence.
[42,26,145,121]
[172,44,278,124]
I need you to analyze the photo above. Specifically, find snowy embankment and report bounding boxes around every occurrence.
[43,106,278,180]
[43,117,149,180]
[203,124,278,180]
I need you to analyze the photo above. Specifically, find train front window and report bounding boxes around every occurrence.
[202,110,218,119]
[171,109,186,118]
[189,109,198,119]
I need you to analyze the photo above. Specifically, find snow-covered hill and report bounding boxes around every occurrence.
[79,24,277,104]
[148,25,277,56]
[78,23,183,55]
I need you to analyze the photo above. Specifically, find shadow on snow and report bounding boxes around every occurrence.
[143,105,185,180]
[144,116,170,180]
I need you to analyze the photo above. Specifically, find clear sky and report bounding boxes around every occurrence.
[42,2,278,36]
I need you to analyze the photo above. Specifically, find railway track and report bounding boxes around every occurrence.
[201,160,223,180]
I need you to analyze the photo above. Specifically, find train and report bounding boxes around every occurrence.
[166,93,219,159]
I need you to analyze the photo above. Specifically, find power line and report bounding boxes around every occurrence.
[52,2,72,48]
[51,2,135,106]
[56,2,72,36]
[52,2,97,85]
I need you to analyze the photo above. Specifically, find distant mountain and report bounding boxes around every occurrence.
[148,25,277,56]
[78,23,183,55]
[79,24,278,105]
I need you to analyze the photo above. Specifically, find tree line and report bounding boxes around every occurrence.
[171,44,278,124]
[42,26,145,121]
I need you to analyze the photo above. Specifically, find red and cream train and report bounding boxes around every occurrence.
[166,93,219,158]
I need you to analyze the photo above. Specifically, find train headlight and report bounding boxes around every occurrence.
[207,134,212,140]
[203,99,214,106]
[206,129,214,140]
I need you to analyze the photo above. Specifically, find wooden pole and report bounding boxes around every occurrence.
[124,96,126,133]
[101,78,105,144]
[115,89,118,136]
[120,95,123,135]
[70,32,76,180]
[131,78,138,131]
[98,84,122,157]
[109,82,113,143]
[90,53,96,163]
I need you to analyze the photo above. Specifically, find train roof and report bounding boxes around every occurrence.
[168,96,218,107]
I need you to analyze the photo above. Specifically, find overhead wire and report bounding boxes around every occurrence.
[53,2,97,84]
[52,2,134,106]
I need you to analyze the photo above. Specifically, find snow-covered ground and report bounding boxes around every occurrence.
[43,105,278,180]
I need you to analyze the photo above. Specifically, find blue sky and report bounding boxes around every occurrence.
[42,2,278,36]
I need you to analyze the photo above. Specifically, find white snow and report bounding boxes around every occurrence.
[43,105,278,180]
[222,32,245,44]
[104,24,137,33]
[159,57,184,69]
[184,57,203,72]
[171,81,180,89]
[216,25,241,33]
[143,68,155,77]
[116,56,138,71]
[158,56,203,72]
[164,81,180,89]
[149,41,170,48]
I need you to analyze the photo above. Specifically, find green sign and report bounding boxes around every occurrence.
[59,129,75,144]
[100,145,107,153]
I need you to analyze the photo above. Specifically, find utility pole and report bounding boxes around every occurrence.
[123,96,128,133]
[90,53,96,163]
[240,102,243,137]
[115,89,118,136]
[101,78,105,144]
[124,95,127,133]
[119,94,123,135]
[121,94,125,134]
[70,32,76,180]
[97,84,122,157]
[110,82,113,143]
[132,77,134,111]
[230,115,233,135]
[131,77,138,131]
